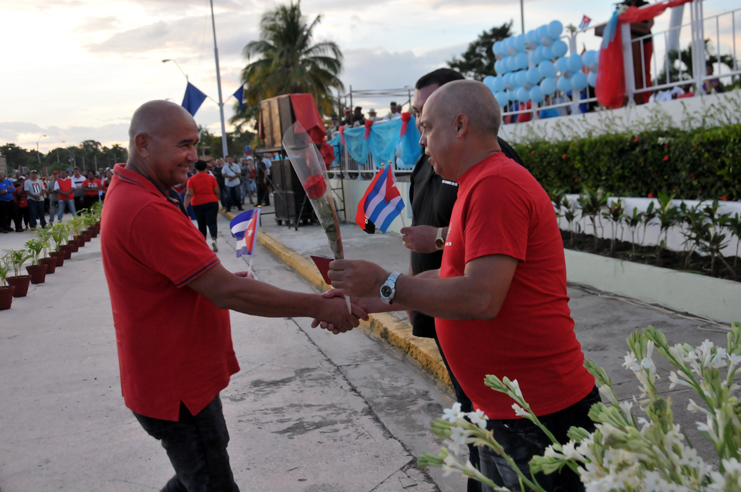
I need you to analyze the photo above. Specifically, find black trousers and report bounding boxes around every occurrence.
[0,200,13,231]
[13,204,29,230]
[28,200,46,228]
[256,181,269,206]
[83,194,99,211]
[224,186,242,212]
[193,201,218,239]
[133,395,240,492]
[479,386,600,492]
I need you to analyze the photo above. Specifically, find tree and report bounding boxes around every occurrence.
[656,39,739,87]
[231,0,344,129]
[447,22,515,80]
[0,143,32,170]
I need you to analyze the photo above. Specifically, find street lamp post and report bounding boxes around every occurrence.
[36,135,47,164]
[209,0,229,160]
[56,141,65,162]
[162,59,188,81]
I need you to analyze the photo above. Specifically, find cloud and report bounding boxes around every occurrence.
[0,122,130,150]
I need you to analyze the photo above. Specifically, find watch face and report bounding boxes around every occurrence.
[381,285,392,297]
[435,238,444,248]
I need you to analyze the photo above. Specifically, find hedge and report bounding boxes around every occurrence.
[513,123,741,201]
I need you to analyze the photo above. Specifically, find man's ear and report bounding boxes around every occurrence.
[135,134,151,158]
[455,114,469,138]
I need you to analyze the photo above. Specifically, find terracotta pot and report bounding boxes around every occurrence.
[40,257,57,274]
[90,227,99,238]
[26,264,48,284]
[59,244,73,259]
[82,230,92,242]
[0,286,14,310]
[50,251,65,267]
[7,275,31,297]
[70,238,80,251]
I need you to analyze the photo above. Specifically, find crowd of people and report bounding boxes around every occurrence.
[0,167,112,233]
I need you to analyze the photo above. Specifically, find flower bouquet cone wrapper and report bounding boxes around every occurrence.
[283,121,350,313]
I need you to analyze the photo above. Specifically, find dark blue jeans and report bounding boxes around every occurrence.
[479,386,600,492]
[133,394,240,492]
[28,200,46,228]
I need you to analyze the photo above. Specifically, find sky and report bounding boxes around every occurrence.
[1,0,738,153]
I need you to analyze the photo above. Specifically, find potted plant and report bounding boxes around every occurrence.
[0,258,14,310]
[35,228,57,274]
[25,239,48,284]
[68,217,83,251]
[4,249,32,297]
[50,224,68,266]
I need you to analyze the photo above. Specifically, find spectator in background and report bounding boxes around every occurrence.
[24,170,47,229]
[211,159,226,211]
[703,63,725,94]
[54,169,76,221]
[82,170,102,212]
[353,106,366,127]
[48,171,59,224]
[13,176,30,232]
[0,171,16,233]
[70,167,86,214]
[222,156,243,213]
[240,158,253,205]
[184,160,221,253]
[367,108,378,122]
[328,114,340,138]
[342,107,354,127]
[255,154,270,207]
[101,169,113,202]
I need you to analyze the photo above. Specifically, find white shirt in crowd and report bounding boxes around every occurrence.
[223,162,242,188]
[24,179,46,201]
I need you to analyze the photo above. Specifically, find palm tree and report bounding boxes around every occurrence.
[232,1,343,129]
[656,39,738,87]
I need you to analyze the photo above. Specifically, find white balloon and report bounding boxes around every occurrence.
[507,46,519,57]
[541,36,554,47]
[562,69,574,79]
[523,81,533,90]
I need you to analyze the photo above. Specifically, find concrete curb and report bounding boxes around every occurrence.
[221,210,453,393]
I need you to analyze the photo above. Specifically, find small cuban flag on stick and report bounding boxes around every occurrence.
[355,164,405,234]
[578,15,592,31]
[230,209,260,276]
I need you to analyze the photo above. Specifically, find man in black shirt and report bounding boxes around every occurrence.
[402,68,524,492]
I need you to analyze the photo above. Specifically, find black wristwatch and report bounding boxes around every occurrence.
[380,272,402,304]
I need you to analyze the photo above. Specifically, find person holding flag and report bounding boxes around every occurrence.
[230,209,260,276]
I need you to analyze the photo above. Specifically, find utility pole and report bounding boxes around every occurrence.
[520,0,525,34]
[209,0,229,159]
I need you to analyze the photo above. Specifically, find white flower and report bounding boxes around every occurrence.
[618,400,634,420]
[623,352,640,372]
[468,409,488,430]
[449,425,469,446]
[710,347,727,369]
[442,403,462,423]
[543,445,561,459]
[687,399,711,416]
[722,457,741,474]
[562,440,583,461]
[442,453,459,476]
[599,385,619,406]
[512,403,530,418]
[729,353,741,366]
[510,379,523,398]
[669,371,692,390]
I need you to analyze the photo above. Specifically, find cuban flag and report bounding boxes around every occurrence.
[355,165,404,234]
[230,209,260,258]
[578,15,592,31]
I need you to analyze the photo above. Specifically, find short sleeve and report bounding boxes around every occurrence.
[186,176,195,190]
[128,201,220,287]
[463,176,533,264]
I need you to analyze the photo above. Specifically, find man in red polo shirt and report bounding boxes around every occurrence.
[101,100,365,492]
[327,81,597,492]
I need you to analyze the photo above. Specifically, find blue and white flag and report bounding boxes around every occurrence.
[578,15,592,31]
[230,209,260,258]
[355,165,404,233]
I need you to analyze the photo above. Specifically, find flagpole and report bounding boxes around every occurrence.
[209,0,229,159]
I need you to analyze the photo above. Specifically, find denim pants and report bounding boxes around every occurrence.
[479,386,600,492]
[49,199,58,223]
[28,200,46,228]
[225,186,241,212]
[58,200,75,220]
[133,394,240,492]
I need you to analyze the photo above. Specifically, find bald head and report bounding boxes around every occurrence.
[128,100,195,155]
[424,80,501,138]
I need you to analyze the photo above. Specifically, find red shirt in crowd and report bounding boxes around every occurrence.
[15,185,27,207]
[82,178,102,196]
[101,163,239,421]
[436,152,594,420]
[187,172,219,206]
[55,177,74,201]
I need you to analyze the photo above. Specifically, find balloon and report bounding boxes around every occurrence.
[493,41,504,55]
[495,91,509,107]
[548,20,563,38]
[507,45,519,57]
[582,50,597,67]
[555,57,569,73]
[526,30,538,44]
[537,25,549,39]
[529,86,545,103]
[516,52,529,70]
[527,41,539,51]
[562,69,574,79]
[567,54,584,72]
[540,77,557,95]
[493,75,506,92]
[517,87,530,102]
[516,34,527,52]
[507,89,518,101]
[483,75,496,89]
[523,81,533,90]
[504,73,514,89]
[495,52,505,61]
[557,76,572,93]
[552,39,568,58]
[571,72,588,91]
[541,36,554,47]
[527,67,542,84]
[538,60,557,78]
[515,70,528,86]
[587,71,598,87]
[589,55,599,72]
[541,46,554,60]
[506,56,518,71]
[494,60,504,74]
[529,50,542,66]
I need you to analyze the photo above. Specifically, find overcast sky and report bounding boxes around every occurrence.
[1,0,737,152]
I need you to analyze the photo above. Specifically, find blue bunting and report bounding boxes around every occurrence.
[337,117,422,169]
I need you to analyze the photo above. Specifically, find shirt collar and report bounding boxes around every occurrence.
[112,163,167,199]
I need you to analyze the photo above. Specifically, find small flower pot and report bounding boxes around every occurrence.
[7,275,31,297]
[59,244,73,259]
[0,286,14,310]
[40,257,57,274]
[70,238,80,251]
[26,264,48,284]
[50,251,65,267]
[82,230,92,242]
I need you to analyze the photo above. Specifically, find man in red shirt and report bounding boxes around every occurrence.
[327,81,597,492]
[102,100,366,492]
[81,170,102,211]
[53,169,76,220]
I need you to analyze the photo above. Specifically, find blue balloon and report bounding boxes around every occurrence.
[541,36,554,47]
[506,56,518,71]
[507,89,518,101]
[495,91,509,107]
[526,30,538,43]
[493,75,506,92]
[529,86,545,103]
[541,46,554,60]
[516,34,527,52]
[538,60,557,78]
[493,41,504,55]
[562,69,574,79]
[582,50,597,67]
[552,39,568,58]
[571,72,588,91]
[537,25,549,39]
[540,77,557,95]
[515,70,528,86]
[555,57,569,73]
[567,54,584,72]
[517,87,530,102]
[548,20,563,38]
[557,76,572,93]
[527,67,542,84]
[588,71,598,87]
[483,75,496,89]
[504,72,514,89]
[494,59,504,74]
[515,52,529,70]
[529,50,542,66]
